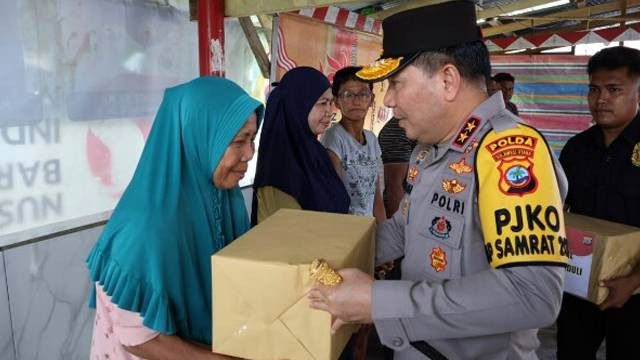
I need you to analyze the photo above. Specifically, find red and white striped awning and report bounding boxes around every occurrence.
[485,23,640,52]
[295,6,382,35]
[291,8,640,52]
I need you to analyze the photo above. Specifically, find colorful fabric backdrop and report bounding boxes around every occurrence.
[277,13,389,134]
[491,55,593,156]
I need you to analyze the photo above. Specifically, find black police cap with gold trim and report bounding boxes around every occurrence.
[357,0,482,82]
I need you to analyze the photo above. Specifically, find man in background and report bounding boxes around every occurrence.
[487,77,500,96]
[494,72,519,115]
[378,117,416,217]
[557,45,640,360]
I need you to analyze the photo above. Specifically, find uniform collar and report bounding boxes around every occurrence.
[590,111,640,148]
[620,111,640,145]
[446,93,505,153]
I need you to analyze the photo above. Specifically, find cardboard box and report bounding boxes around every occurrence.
[564,212,640,304]
[212,209,376,360]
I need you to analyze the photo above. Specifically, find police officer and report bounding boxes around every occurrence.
[309,2,570,359]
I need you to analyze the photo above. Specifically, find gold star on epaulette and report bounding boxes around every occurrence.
[465,121,477,132]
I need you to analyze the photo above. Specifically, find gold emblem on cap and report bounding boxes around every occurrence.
[310,258,343,286]
[632,143,640,167]
[356,57,403,80]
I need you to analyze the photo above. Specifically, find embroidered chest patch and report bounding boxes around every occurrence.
[430,247,448,272]
[407,166,419,182]
[429,216,452,239]
[632,143,640,167]
[448,158,472,175]
[442,178,466,194]
[402,197,409,217]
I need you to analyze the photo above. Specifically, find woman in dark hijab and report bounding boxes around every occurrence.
[252,67,349,224]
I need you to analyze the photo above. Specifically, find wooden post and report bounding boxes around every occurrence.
[238,17,271,79]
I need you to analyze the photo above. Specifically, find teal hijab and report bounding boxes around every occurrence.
[86,77,263,344]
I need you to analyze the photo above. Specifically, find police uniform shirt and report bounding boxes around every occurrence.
[371,93,570,360]
[560,111,640,228]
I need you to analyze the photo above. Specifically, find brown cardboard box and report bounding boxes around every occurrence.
[564,212,640,304]
[212,209,376,360]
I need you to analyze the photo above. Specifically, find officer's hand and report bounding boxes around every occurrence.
[598,275,640,310]
[308,268,373,333]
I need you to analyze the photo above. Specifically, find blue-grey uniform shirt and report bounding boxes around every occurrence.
[372,93,569,360]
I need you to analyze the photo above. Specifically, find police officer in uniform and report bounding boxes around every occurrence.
[309,2,570,359]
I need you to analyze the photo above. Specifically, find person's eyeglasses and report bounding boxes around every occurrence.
[338,91,372,102]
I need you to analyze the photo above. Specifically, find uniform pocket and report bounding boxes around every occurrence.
[413,209,465,279]
[419,208,465,249]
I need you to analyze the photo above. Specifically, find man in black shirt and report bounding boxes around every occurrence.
[378,117,417,217]
[494,72,519,115]
[557,46,640,359]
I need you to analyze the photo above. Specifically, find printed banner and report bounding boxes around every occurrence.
[277,13,389,134]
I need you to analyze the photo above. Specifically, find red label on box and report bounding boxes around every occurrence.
[566,227,596,257]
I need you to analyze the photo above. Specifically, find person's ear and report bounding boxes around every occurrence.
[441,64,462,102]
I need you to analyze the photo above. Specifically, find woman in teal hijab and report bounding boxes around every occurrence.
[86,77,262,359]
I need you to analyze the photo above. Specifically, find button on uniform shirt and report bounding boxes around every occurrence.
[371,93,570,359]
[560,112,640,227]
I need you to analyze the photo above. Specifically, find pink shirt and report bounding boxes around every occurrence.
[90,283,160,360]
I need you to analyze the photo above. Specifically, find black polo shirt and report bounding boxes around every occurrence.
[378,118,417,164]
[560,112,640,227]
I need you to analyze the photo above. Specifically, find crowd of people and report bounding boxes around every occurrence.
[84,0,640,359]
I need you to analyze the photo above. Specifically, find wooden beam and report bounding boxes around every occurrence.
[488,19,515,37]
[483,0,640,37]
[500,15,640,22]
[225,0,361,18]
[370,0,448,19]
[504,19,626,37]
[257,14,273,31]
[257,14,273,43]
[477,0,551,20]
[476,3,513,37]
[372,0,555,20]
[238,17,271,78]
